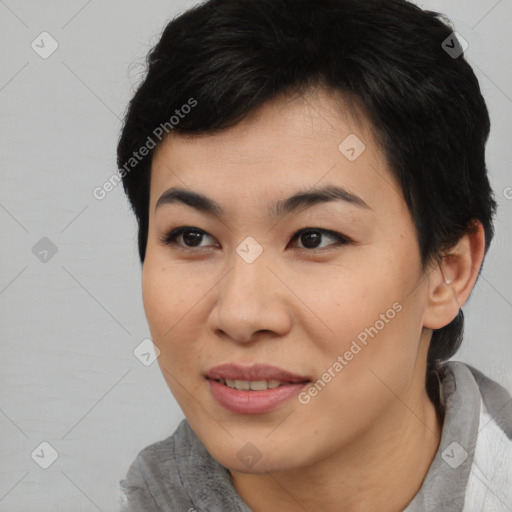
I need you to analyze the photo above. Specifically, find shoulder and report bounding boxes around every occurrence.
[119,419,250,512]
[445,361,512,510]
[406,361,512,512]
[463,362,512,438]
[118,419,198,511]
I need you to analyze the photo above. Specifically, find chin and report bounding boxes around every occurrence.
[203,436,305,475]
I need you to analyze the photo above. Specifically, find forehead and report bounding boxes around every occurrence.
[149,87,405,219]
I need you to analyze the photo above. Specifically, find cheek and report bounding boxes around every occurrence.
[302,265,397,343]
[301,300,421,436]
[141,263,192,346]
[338,300,423,401]
[311,261,421,376]
[141,261,208,373]
[141,264,200,407]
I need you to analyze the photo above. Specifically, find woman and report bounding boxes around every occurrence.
[117,0,512,510]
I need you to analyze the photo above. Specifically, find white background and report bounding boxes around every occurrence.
[1,0,511,510]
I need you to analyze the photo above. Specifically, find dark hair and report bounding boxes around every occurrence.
[116,0,498,396]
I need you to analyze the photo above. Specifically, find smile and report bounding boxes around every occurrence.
[215,378,284,390]
[207,377,310,414]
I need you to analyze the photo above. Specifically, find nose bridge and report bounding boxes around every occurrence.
[221,247,269,312]
[210,244,289,342]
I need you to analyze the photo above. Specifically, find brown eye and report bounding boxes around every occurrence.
[160,227,216,248]
[298,231,322,249]
[181,229,204,247]
[290,228,350,250]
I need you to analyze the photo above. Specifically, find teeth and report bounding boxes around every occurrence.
[221,379,283,390]
[234,379,250,390]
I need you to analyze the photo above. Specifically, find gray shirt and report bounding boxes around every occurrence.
[118,361,512,511]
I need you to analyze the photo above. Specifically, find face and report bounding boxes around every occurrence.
[142,86,433,474]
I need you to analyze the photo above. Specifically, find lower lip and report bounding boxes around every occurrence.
[207,378,309,414]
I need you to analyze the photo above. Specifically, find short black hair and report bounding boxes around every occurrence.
[116,0,498,392]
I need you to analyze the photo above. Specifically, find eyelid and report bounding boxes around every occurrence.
[158,226,218,248]
[159,226,351,252]
[290,227,351,248]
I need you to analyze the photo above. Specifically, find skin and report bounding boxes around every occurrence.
[142,85,486,512]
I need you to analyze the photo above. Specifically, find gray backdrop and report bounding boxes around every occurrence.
[1,0,511,510]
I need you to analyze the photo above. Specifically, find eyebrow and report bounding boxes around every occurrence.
[155,185,373,219]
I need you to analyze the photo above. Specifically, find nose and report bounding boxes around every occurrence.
[208,251,292,344]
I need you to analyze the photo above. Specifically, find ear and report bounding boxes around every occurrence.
[423,219,486,330]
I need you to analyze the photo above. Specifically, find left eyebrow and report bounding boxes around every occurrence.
[155,184,373,219]
[271,184,373,218]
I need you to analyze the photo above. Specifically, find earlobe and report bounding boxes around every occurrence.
[422,220,486,330]
[422,254,461,330]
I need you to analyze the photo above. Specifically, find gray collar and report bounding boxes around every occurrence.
[405,361,481,511]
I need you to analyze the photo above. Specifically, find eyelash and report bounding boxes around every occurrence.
[158,226,351,253]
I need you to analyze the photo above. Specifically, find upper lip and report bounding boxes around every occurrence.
[205,363,312,383]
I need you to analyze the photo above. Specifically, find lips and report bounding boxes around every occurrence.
[204,363,312,383]
[205,364,313,414]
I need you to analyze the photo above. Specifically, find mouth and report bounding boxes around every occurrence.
[204,362,312,384]
[204,364,313,414]
[207,377,311,391]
